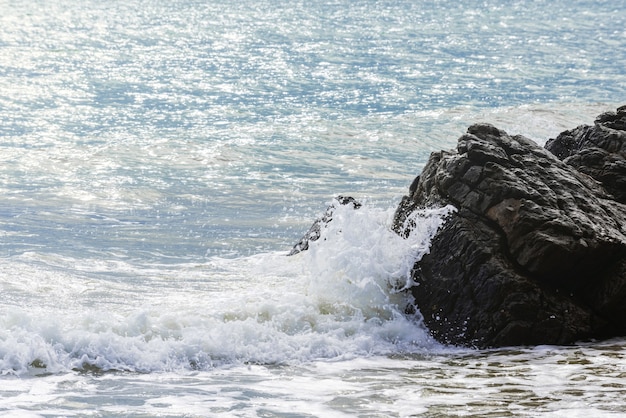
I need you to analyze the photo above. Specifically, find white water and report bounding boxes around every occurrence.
[0,204,454,375]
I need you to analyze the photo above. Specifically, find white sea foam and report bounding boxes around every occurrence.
[0,203,454,376]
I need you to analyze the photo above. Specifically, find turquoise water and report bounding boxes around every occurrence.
[1,0,625,416]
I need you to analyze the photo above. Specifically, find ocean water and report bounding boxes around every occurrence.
[1,0,625,416]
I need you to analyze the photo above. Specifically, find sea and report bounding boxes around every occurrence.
[1,0,625,416]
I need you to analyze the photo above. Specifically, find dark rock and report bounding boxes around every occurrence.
[393,109,626,348]
[289,196,361,255]
[545,105,626,203]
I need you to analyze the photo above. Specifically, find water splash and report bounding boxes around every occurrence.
[0,203,455,375]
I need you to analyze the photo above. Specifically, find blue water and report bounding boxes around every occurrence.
[1,0,625,416]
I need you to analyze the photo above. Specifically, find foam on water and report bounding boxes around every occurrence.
[0,203,454,376]
[3,340,625,417]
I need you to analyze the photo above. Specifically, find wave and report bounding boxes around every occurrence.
[0,204,454,376]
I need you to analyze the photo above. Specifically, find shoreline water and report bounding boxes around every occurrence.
[3,338,625,417]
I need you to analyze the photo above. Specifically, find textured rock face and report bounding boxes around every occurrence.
[545,105,626,203]
[393,110,626,348]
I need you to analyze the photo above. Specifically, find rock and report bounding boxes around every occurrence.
[288,196,361,255]
[545,105,626,203]
[393,110,626,348]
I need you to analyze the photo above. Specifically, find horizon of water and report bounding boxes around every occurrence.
[1,0,625,416]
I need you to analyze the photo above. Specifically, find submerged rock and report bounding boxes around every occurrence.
[393,107,626,348]
[288,196,361,256]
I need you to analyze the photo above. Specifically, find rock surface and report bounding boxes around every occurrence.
[545,105,626,203]
[393,107,626,348]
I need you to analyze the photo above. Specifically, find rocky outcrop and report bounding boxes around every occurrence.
[393,107,626,348]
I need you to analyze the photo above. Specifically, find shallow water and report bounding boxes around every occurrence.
[1,0,625,416]
[3,340,626,417]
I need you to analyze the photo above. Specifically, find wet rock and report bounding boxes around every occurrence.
[288,196,361,255]
[393,108,626,348]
